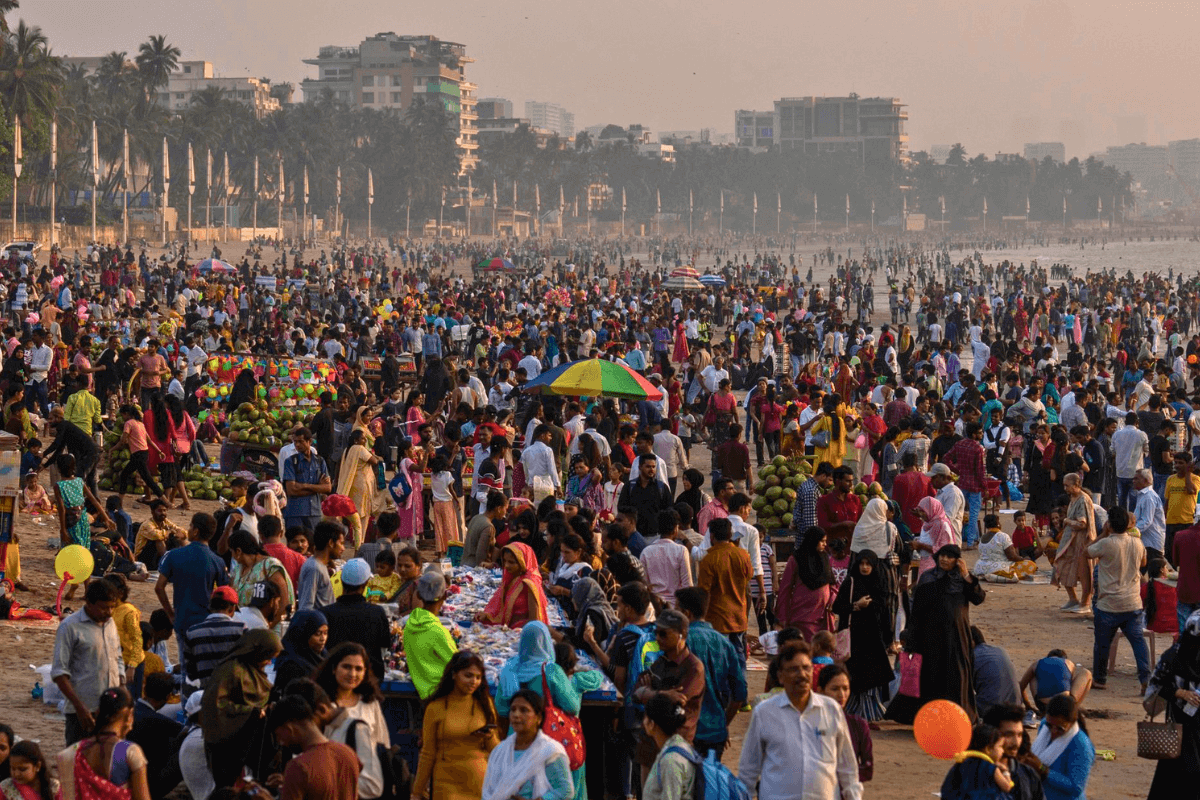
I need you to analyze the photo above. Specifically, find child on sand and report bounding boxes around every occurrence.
[20,472,52,515]
[938,723,1014,800]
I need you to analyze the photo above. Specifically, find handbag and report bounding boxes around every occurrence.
[897,652,922,697]
[1137,712,1182,760]
[541,666,586,771]
[810,425,831,449]
[833,577,853,661]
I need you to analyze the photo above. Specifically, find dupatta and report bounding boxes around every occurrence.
[481,543,549,628]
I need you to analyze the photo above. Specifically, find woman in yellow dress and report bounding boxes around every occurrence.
[336,428,381,547]
[413,651,501,800]
[810,393,856,469]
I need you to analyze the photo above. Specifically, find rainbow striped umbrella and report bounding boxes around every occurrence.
[670,265,701,279]
[522,358,663,401]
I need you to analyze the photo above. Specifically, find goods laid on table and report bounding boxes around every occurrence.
[381,566,611,695]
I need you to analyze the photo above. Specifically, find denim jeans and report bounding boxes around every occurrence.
[1179,602,1200,637]
[1118,477,1137,511]
[1153,472,1168,499]
[1093,607,1151,685]
[964,490,983,546]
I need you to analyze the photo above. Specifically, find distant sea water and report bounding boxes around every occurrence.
[946,237,1200,280]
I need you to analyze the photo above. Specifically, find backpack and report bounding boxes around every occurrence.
[346,719,412,800]
[624,625,663,706]
[661,746,751,800]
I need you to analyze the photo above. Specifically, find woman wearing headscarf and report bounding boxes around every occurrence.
[476,542,550,628]
[905,544,986,721]
[270,609,328,701]
[1147,611,1200,799]
[912,496,959,576]
[776,526,834,640]
[1054,473,1095,612]
[200,629,282,788]
[831,551,896,721]
[494,623,586,800]
[337,428,383,536]
[850,497,902,632]
[482,690,572,800]
[569,578,618,648]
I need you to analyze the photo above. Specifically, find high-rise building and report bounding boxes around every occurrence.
[735,110,775,149]
[1103,143,1169,186]
[770,95,907,162]
[64,57,281,118]
[1024,142,1066,164]
[524,101,574,139]
[477,97,513,120]
[1167,139,1200,207]
[301,33,478,172]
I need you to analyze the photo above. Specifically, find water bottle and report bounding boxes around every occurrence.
[31,681,43,700]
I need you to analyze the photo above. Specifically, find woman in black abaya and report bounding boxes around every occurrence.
[1148,611,1200,799]
[906,544,986,720]
[831,551,896,721]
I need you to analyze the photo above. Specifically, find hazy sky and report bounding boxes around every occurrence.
[19,0,1200,157]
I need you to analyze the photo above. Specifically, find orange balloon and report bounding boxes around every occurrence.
[913,700,972,760]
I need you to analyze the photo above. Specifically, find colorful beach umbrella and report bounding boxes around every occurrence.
[663,274,703,291]
[478,257,517,272]
[670,265,701,279]
[195,258,237,274]
[699,273,726,286]
[522,358,663,401]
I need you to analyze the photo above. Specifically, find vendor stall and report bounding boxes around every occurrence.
[377,565,619,792]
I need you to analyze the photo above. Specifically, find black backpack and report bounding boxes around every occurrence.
[347,720,412,800]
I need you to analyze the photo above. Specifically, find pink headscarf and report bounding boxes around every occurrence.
[917,496,958,575]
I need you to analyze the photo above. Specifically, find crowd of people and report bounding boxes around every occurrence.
[4,231,1200,800]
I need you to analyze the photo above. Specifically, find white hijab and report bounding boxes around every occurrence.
[1030,721,1080,769]
[482,731,567,800]
[850,498,895,558]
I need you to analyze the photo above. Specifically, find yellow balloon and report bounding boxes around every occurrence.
[330,571,344,599]
[55,544,95,585]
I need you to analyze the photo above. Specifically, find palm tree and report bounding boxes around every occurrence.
[0,19,61,122]
[135,34,180,102]
[574,130,592,152]
[947,143,967,167]
[0,0,19,38]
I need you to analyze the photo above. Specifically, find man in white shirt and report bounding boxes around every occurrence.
[489,369,514,411]
[1112,412,1149,510]
[652,423,689,496]
[25,329,53,417]
[970,335,991,381]
[518,345,543,381]
[928,463,966,543]
[699,356,729,395]
[519,424,560,498]
[738,641,862,800]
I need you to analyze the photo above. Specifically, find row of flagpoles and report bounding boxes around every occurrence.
[9,119,379,246]
[9,118,1122,245]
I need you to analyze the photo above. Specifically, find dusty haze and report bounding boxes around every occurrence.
[19,0,1200,157]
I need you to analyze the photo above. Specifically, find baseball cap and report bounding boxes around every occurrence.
[211,586,239,606]
[341,558,372,587]
[416,570,447,602]
[926,463,953,478]
[185,690,204,718]
[655,608,689,634]
[248,581,276,608]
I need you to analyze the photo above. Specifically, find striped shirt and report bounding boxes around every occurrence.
[181,613,245,683]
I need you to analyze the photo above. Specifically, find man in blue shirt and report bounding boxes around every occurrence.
[422,324,443,361]
[676,586,748,760]
[283,427,332,532]
[154,512,228,645]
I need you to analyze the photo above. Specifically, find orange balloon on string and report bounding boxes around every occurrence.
[913,700,972,760]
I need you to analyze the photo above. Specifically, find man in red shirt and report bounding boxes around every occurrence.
[943,422,988,546]
[817,466,862,546]
[1172,522,1200,632]
[270,695,360,800]
[893,451,934,538]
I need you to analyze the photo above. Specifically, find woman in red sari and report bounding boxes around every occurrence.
[57,686,150,800]
[475,542,549,628]
[672,320,690,365]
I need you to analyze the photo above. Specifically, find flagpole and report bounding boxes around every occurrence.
[206,149,212,246]
[367,168,374,240]
[492,179,497,238]
[719,189,723,235]
[252,155,258,242]
[49,118,56,248]
[122,128,129,245]
[406,187,412,239]
[620,187,625,238]
[223,152,230,240]
[688,188,693,237]
[11,116,18,240]
[776,192,781,235]
[845,194,849,232]
[186,143,194,247]
[335,166,341,241]
[302,164,309,244]
[752,192,757,235]
[91,121,98,243]
[277,156,284,237]
[466,176,472,238]
[161,136,169,245]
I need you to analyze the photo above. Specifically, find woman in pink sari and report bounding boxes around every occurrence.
[672,321,690,365]
[57,687,150,800]
[775,526,834,640]
[475,542,549,628]
[392,439,425,543]
[912,496,959,576]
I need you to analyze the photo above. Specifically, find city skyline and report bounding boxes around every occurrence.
[17,0,1200,158]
